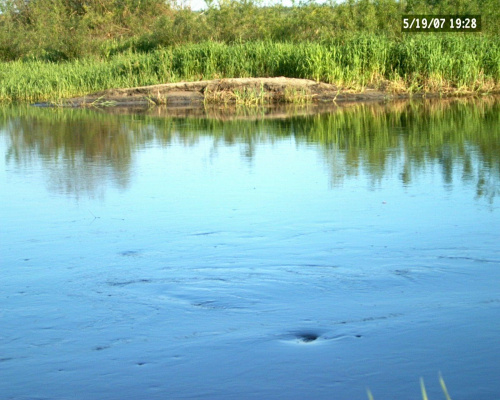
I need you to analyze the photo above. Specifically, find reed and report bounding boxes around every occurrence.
[0,36,498,104]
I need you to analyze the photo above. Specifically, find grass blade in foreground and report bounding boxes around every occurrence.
[367,375,453,400]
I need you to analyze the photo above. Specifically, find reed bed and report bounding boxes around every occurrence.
[0,35,498,103]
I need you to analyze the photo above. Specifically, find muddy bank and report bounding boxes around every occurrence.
[44,77,477,109]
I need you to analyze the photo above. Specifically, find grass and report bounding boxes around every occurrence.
[284,88,316,104]
[0,35,498,104]
[367,374,453,400]
[205,85,268,106]
[204,83,314,105]
[233,85,267,105]
[143,91,168,106]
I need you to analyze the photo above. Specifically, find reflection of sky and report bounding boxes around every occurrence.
[2,132,496,252]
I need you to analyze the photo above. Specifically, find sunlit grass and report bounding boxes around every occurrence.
[0,35,498,104]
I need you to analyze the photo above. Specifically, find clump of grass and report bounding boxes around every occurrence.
[205,83,268,106]
[204,88,267,105]
[204,89,230,106]
[233,85,267,105]
[284,88,315,104]
[205,84,314,106]
[84,96,118,108]
[144,90,168,106]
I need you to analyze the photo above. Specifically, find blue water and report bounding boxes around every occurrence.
[1,102,499,399]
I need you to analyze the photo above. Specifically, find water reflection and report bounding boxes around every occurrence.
[1,98,499,201]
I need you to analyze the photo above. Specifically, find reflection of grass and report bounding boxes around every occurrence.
[2,98,499,201]
[367,374,453,400]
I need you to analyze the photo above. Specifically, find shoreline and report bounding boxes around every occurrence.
[37,77,499,109]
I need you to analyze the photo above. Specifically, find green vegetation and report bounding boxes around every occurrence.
[1,37,499,103]
[205,83,268,106]
[0,0,499,102]
[1,0,498,60]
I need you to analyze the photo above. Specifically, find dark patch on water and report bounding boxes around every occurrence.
[300,264,339,269]
[280,330,326,344]
[107,279,152,287]
[286,331,364,344]
[438,256,500,264]
[479,298,500,304]
[14,397,54,400]
[393,269,417,281]
[192,300,218,308]
[191,299,248,310]
[119,250,141,257]
[393,269,410,275]
[296,332,320,343]
[190,231,220,236]
[335,313,403,325]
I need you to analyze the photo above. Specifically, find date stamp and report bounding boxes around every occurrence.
[402,15,481,32]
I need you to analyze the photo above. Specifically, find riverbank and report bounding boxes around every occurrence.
[50,77,498,109]
[2,38,499,105]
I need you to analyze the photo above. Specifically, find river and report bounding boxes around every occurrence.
[1,99,499,400]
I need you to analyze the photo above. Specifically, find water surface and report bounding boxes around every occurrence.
[1,100,499,400]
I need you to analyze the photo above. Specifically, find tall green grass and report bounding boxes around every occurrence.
[0,35,498,103]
